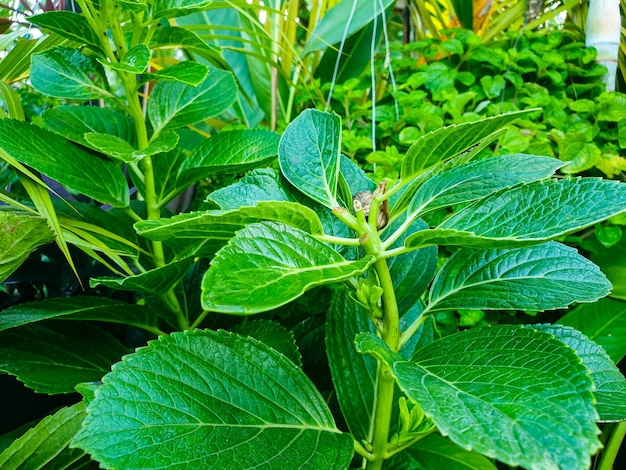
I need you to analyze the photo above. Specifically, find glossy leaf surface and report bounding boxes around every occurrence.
[30,11,101,47]
[151,0,213,19]
[145,61,209,86]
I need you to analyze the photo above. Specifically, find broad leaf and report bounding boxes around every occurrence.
[150,26,221,54]
[303,0,395,55]
[532,324,626,422]
[0,119,129,207]
[427,242,610,312]
[406,178,626,249]
[178,129,280,186]
[0,322,128,394]
[278,109,342,208]
[72,330,354,468]
[102,44,150,73]
[148,68,237,135]
[42,106,136,148]
[84,131,179,162]
[559,297,626,364]
[30,46,111,100]
[0,296,158,333]
[0,403,87,469]
[136,201,325,241]
[30,11,101,48]
[201,221,374,314]
[356,327,602,469]
[145,61,209,86]
[151,0,213,19]
[401,110,534,181]
[340,154,376,194]
[407,154,564,219]
[0,212,54,283]
[232,320,302,367]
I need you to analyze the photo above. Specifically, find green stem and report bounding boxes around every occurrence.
[189,309,212,330]
[598,422,626,470]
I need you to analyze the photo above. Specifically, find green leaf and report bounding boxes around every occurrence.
[427,242,610,312]
[407,154,564,219]
[406,178,626,249]
[72,330,354,468]
[178,129,280,187]
[0,322,128,394]
[390,433,497,470]
[559,298,626,364]
[148,68,237,134]
[356,327,602,469]
[302,0,395,55]
[279,109,341,208]
[326,288,377,442]
[137,201,324,242]
[84,131,179,163]
[0,402,87,469]
[207,168,295,209]
[150,25,221,54]
[42,106,136,148]
[30,46,111,100]
[150,0,213,19]
[0,212,54,283]
[145,61,209,86]
[0,296,158,333]
[231,320,302,367]
[102,44,150,73]
[29,11,101,48]
[201,221,374,314]
[0,119,129,207]
[91,257,194,297]
[401,110,535,181]
[531,324,626,422]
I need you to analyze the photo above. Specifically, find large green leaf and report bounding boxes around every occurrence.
[151,0,213,19]
[72,330,354,468]
[84,131,179,163]
[407,154,564,219]
[356,327,602,469]
[178,129,280,186]
[42,106,136,149]
[102,44,151,74]
[231,319,302,367]
[303,0,395,55]
[30,11,101,48]
[0,119,129,207]
[278,109,342,209]
[147,68,237,135]
[150,25,221,54]
[401,110,534,181]
[30,46,111,100]
[532,324,626,422]
[0,322,128,394]
[0,212,54,283]
[136,202,324,243]
[201,221,374,314]
[406,178,626,249]
[144,61,209,86]
[559,297,626,365]
[427,242,610,312]
[0,296,158,333]
[0,403,87,469]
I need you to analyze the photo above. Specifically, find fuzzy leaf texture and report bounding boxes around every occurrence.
[278,109,341,208]
[202,221,374,313]
[72,330,354,469]
[356,327,602,469]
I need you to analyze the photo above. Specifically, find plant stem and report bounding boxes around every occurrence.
[598,422,626,470]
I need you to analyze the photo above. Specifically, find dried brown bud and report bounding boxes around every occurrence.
[352,182,389,229]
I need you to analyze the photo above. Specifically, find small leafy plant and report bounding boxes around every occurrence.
[2,3,626,469]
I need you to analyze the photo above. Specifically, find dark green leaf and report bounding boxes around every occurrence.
[102,44,150,73]
[201,221,374,314]
[30,11,101,48]
[0,296,158,333]
[406,178,626,249]
[401,110,535,181]
[0,322,128,394]
[72,330,354,468]
[151,0,213,19]
[0,212,54,283]
[145,61,209,86]
[0,403,87,469]
[148,68,237,134]
[150,26,221,54]
[30,46,111,100]
[0,119,129,207]
[428,242,610,312]
[559,298,626,364]
[178,129,280,186]
[232,320,302,367]
[356,327,601,469]
[340,155,376,194]
[279,109,342,208]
